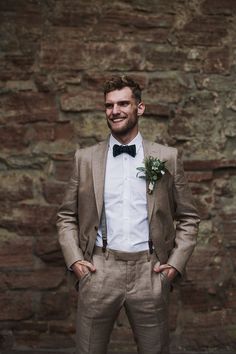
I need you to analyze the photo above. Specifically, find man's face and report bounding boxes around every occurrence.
[105,87,145,143]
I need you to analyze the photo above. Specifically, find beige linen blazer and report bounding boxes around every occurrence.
[57,137,200,276]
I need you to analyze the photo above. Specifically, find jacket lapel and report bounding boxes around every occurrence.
[143,139,160,223]
[92,138,109,220]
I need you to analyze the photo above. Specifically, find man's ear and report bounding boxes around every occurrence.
[137,101,145,116]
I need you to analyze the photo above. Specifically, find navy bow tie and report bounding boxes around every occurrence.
[113,144,136,158]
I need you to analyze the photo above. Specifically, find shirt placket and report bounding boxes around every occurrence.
[122,154,131,245]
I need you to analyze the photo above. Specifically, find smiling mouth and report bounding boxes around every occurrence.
[111,117,126,123]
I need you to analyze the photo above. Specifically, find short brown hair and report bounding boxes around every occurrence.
[104,76,142,103]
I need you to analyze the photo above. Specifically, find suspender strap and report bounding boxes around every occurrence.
[148,239,153,254]
[101,204,107,252]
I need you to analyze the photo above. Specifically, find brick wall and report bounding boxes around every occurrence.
[0,0,236,352]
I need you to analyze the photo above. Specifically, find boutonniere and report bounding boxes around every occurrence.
[136,156,167,194]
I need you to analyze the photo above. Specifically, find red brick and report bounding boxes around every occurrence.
[0,292,33,320]
[184,159,236,171]
[202,0,236,15]
[177,16,228,46]
[186,171,213,182]
[26,123,74,143]
[11,320,48,334]
[49,320,75,334]
[145,103,170,117]
[0,235,33,269]
[180,285,211,312]
[144,48,187,72]
[14,331,75,350]
[38,292,70,320]
[221,215,236,247]
[90,10,172,43]
[0,203,57,236]
[0,125,28,150]
[60,90,104,112]
[0,1,43,81]
[5,267,65,290]
[42,180,66,205]
[54,159,73,182]
[0,93,58,124]
[175,310,234,349]
[83,72,148,92]
[40,39,144,72]
[34,236,63,264]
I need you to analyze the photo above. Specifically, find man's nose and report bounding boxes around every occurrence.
[112,104,121,115]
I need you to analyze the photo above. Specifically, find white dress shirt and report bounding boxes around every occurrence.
[96,133,149,252]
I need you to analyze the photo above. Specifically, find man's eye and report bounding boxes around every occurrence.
[105,104,113,109]
[119,101,129,107]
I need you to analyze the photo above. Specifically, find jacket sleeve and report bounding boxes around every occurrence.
[167,149,200,275]
[56,150,84,268]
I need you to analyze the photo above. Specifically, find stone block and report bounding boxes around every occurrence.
[186,171,213,183]
[14,331,75,350]
[4,267,65,290]
[175,309,235,348]
[195,74,236,92]
[25,123,74,143]
[0,233,34,269]
[203,47,231,74]
[0,0,42,81]
[0,292,33,321]
[0,172,33,201]
[221,213,236,248]
[0,330,14,350]
[60,90,104,112]
[144,74,190,103]
[53,159,73,182]
[4,155,49,170]
[176,16,228,46]
[0,203,58,236]
[48,320,75,334]
[34,236,64,264]
[144,48,186,72]
[144,103,170,117]
[202,0,236,15]
[184,159,236,171]
[0,125,29,150]
[38,292,70,320]
[40,38,144,72]
[0,93,58,124]
[73,112,108,142]
[42,180,66,205]
[89,10,172,43]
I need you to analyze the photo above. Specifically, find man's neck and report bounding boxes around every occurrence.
[111,131,139,145]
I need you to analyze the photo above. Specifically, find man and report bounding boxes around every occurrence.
[57,76,200,354]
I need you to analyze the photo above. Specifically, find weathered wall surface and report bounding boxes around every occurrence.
[0,0,236,352]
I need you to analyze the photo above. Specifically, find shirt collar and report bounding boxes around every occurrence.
[109,133,143,153]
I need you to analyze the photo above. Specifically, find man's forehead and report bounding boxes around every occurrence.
[105,87,134,102]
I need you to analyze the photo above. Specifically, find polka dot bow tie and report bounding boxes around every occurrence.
[113,144,136,158]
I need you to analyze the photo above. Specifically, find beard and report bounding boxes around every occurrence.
[106,112,139,138]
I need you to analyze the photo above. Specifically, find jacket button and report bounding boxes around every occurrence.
[94,226,98,231]
[87,250,91,256]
